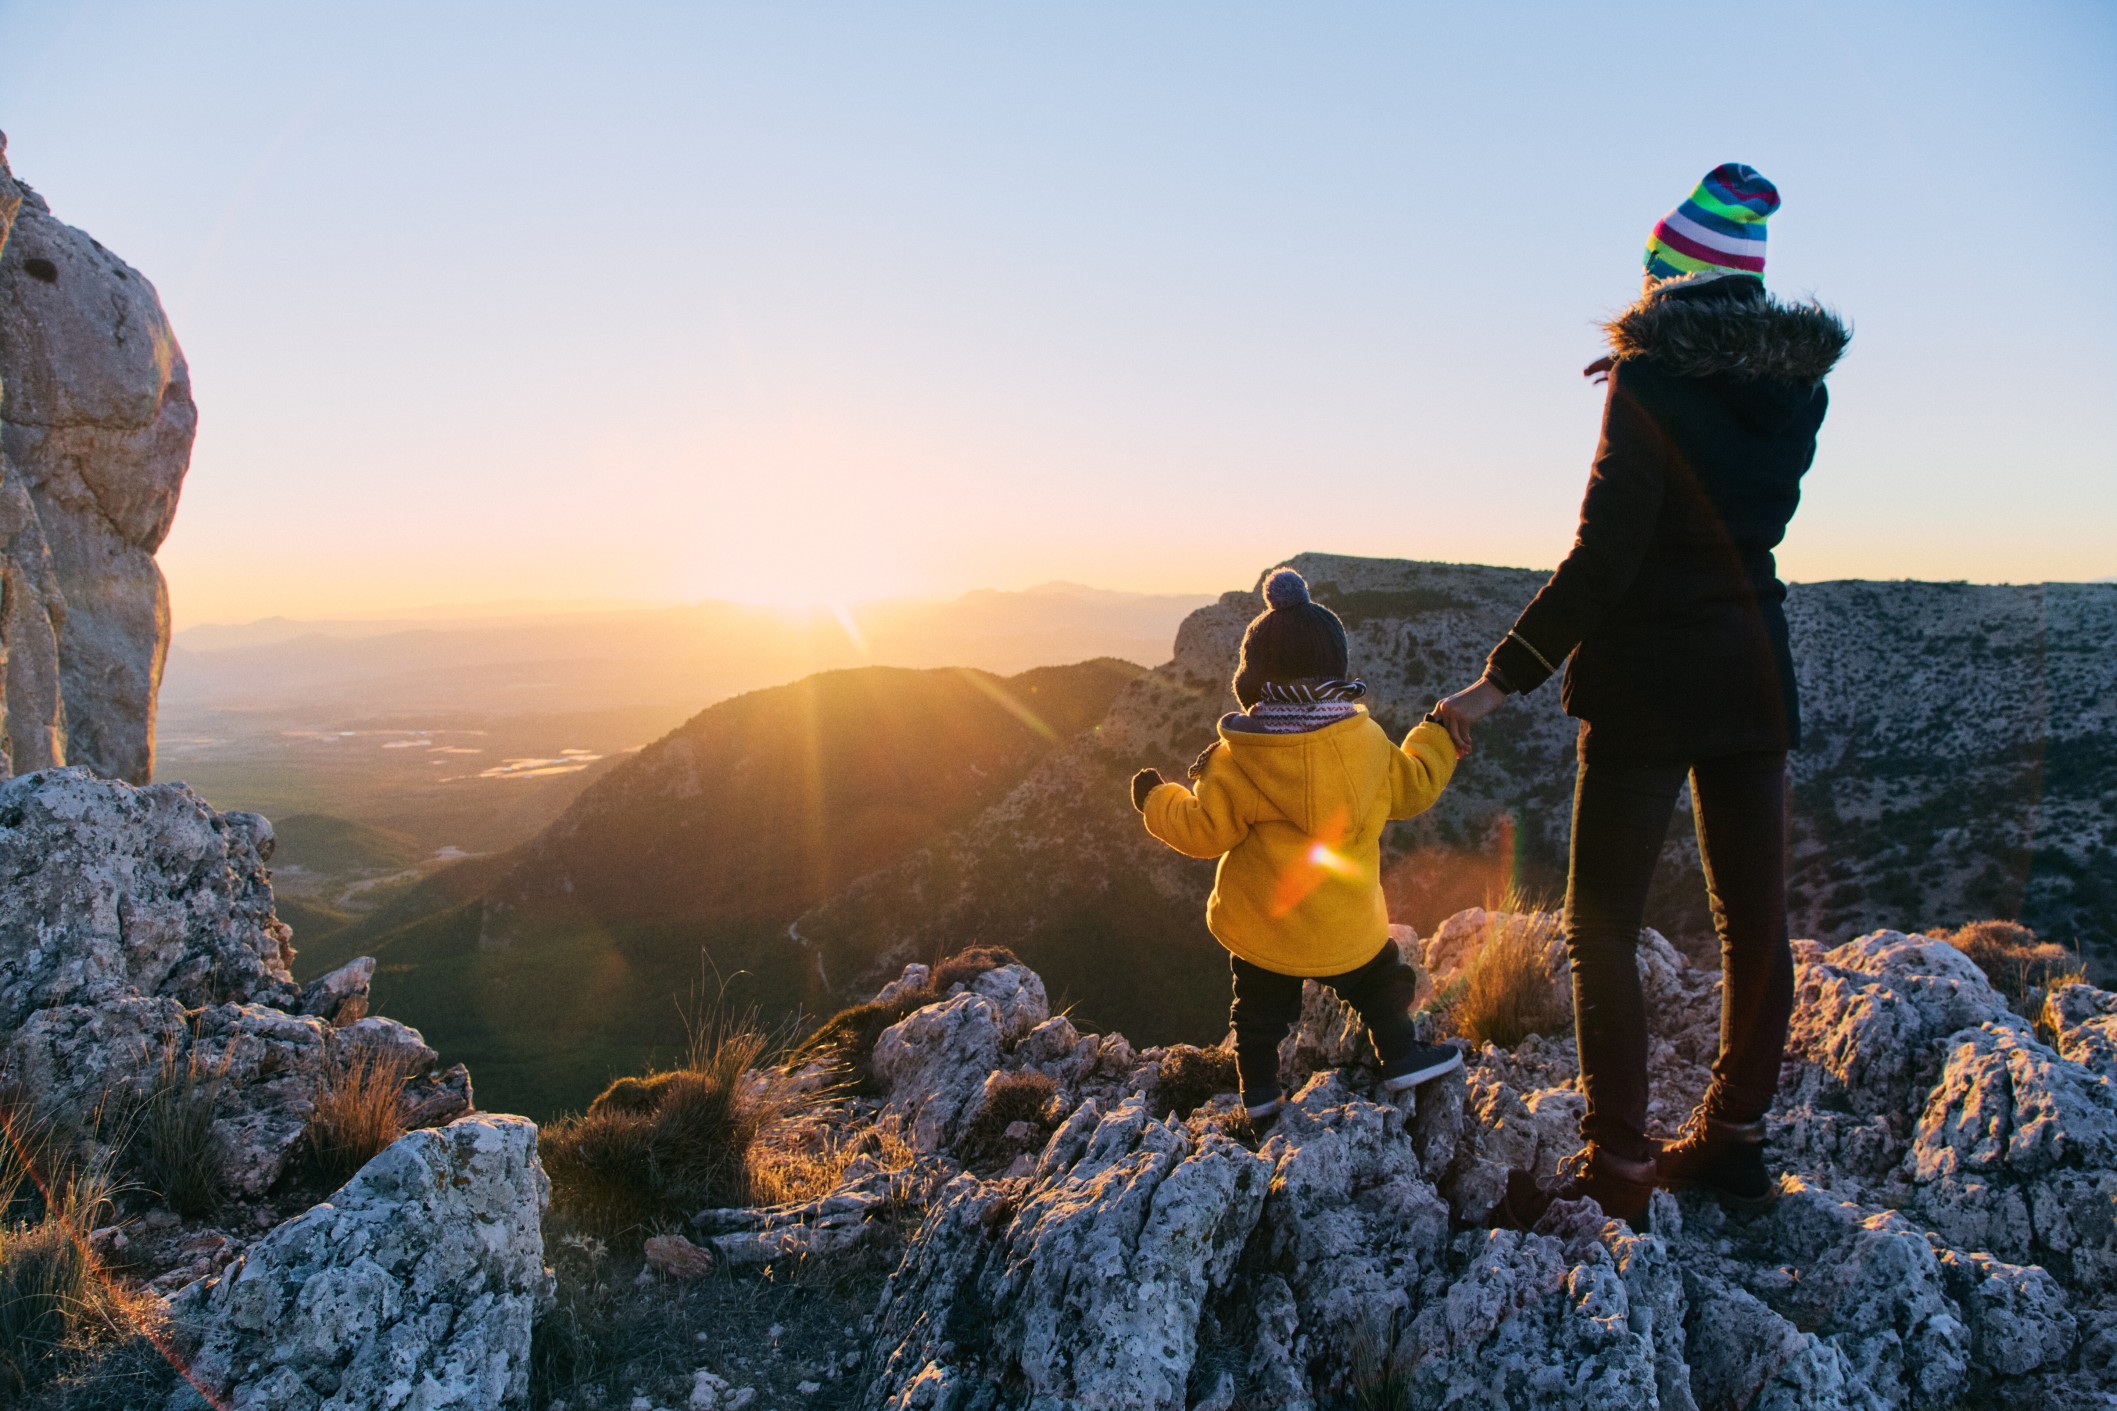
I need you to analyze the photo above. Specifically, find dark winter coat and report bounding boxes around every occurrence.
[1485,274,1850,762]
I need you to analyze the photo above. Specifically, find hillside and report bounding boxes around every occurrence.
[309,659,1142,1114]
[795,554,2117,1046]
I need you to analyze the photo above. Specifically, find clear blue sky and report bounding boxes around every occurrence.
[3,1,2112,622]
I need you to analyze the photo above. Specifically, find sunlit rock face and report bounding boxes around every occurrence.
[168,1115,552,1411]
[0,130,194,783]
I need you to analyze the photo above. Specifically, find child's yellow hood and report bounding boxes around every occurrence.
[1214,710,1387,837]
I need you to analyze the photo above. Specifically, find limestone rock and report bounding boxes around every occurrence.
[300,955,375,1024]
[170,1115,552,1411]
[0,767,297,1024]
[0,133,194,782]
[869,1093,1271,1411]
[836,924,2117,1410]
[0,770,460,1195]
[2045,981,2117,1080]
[873,993,1008,1152]
[1394,1222,1693,1411]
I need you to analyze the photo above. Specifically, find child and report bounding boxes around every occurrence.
[1130,567,1463,1129]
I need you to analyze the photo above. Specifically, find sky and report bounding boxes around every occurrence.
[2,1,2112,625]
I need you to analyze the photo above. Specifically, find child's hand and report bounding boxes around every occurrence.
[1130,768,1165,813]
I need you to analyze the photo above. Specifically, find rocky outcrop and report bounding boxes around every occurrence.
[0,130,194,782]
[0,768,469,1193]
[813,917,2117,1410]
[168,1114,552,1411]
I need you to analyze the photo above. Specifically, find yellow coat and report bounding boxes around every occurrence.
[1143,711,1456,977]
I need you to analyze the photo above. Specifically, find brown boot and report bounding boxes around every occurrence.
[1656,1111,1777,1213]
[1498,1145,1656,1229]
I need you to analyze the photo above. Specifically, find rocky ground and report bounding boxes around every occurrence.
[5,766,2114,1410]
[614,919,2117,1411]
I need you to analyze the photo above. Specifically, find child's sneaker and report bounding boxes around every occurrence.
[1379,1041,1463,1092]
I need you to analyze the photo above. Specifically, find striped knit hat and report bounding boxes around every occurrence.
[1644,163,1780,282]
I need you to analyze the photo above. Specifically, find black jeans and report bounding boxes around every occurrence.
[1566,748,1795,1162]
[1229,942,1421,1106]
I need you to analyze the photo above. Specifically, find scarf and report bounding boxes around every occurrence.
[1244,678,1368,734]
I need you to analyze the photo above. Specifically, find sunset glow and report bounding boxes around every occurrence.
[2,4,2109,627]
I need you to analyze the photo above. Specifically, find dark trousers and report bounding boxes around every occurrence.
[1565,748,1795,1162]
[1229,942,1421,1106]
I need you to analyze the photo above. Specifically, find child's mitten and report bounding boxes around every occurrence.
[1130,768,1165,812]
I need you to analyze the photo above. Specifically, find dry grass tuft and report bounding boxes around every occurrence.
[0,1092,152,1403]
[1153,1044,1238,1120]
[543,1014,816,1236]
[301,1045,413,1190]
[1939,920,2079,1014]
[122,1043,224,1219]
[1440,911,1571,1050]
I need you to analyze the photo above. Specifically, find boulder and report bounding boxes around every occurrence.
[0,133,194,783]
[300,956,376,1024]
[170,1115,552,1411]
[0,770,460,1194]
[0,768,297,1025]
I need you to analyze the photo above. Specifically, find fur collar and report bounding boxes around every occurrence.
[1605,276,1849,383]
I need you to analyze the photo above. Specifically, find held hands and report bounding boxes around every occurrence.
[1130,768,1165,813]
[1433,676,1506,756]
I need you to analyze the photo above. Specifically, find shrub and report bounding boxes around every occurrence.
[1441,913,1571,1049]
[955,1070,1059,1167]
[300,1045,413,1190]
[1153,1045,1238,1120]
[1940,920,2078,1013]
[929,946,1020,992]
[123,1043,224,1218]
[542,1016,810,1236]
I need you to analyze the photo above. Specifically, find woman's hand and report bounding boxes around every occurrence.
[1434,677,1506,755]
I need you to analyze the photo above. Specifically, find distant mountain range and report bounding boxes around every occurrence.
[163,584,1211,718]
[293,556,2117,1118]
[155,583,1210,886]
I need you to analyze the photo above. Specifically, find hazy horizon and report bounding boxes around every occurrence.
[4,2,2112,626]
[167,563,2117,636]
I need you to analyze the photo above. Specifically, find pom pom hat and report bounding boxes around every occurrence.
[1232,568,1350,707]
[1644,164,1779,283]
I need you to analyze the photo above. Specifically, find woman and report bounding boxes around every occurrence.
[1437,163,1849,1227]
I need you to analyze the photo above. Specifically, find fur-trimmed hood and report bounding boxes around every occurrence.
[1605,274,1849,384]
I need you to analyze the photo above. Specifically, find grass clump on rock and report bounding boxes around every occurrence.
[1152,1044,1238,1120]
[1440,912,1572,1050]
[300,1045,413,1191]
[543,1016,813,1236]
[955,1069,1059,1168]
[121,1043,224,1219]
[1939,920,2080,1014]
[0,1089,154,1405]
